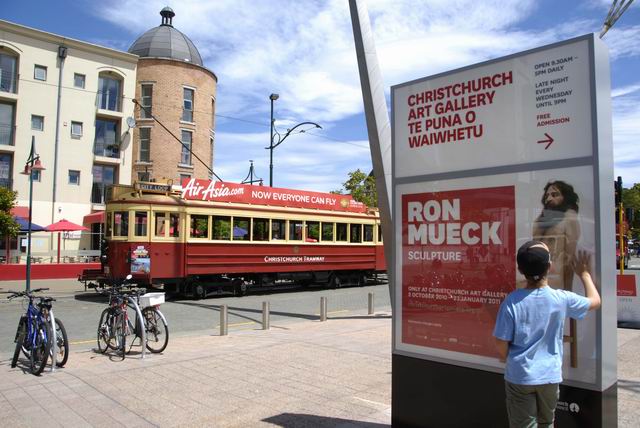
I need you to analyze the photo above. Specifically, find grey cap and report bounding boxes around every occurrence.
[128,8,203,66]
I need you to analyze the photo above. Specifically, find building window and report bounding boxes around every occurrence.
[0,153,13,189]
[92,164,116,204]
[0,53,18,93]
[140,84,153,118]
[179,173,191,185]
[211,98,215,128]
[139,127,151,162]
[94,119,119,158]
[71,121,83,138]
[182,88,194,122]
[68,170,80,185]
[180,130,192,165]
[0,102,15,146]
[138,171,150,182]
[98,75,121,111]
[74,73,86,88]
[31,115,44,131]
[34,65,47,81]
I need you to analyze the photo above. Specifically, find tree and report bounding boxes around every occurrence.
[332,169,377,208]
[622,184,640,239]
[0,187,19,238]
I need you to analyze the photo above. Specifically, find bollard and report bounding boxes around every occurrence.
[220,304,228,336]
[320,296,327,322]
[262,301,270,330]
[368,292,375,315]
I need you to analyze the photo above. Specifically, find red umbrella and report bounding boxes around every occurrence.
[45,219,88,263]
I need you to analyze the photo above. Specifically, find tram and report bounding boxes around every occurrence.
[98,179,386,298]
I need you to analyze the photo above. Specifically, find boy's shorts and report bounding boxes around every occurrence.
[505,381,560,428]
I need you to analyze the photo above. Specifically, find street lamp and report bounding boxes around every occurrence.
[20,136,45,292]
[268,93,321,187]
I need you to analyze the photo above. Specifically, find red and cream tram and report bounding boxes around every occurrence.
[100,179,385,298]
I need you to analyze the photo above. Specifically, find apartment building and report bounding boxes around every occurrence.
[0,19,137,253]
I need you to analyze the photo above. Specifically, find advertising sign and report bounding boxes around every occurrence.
[181,178,367,213]
[392,32,615,401]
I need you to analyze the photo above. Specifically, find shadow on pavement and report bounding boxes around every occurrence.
[262,413,389,427]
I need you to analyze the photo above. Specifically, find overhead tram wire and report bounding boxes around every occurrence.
[15,77,369,150]
[131,98,223,182]
[600,0,635,38]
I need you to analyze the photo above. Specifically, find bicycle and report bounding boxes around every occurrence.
[6,288,53,375]
[95,276,169,359]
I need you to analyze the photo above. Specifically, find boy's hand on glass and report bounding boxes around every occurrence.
[572,250,592,279]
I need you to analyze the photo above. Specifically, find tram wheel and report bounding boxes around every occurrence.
[330,274,342,289]
[192,284,206,300]
[233,280,248,296]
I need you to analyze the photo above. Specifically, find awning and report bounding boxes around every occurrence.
[83,211,105,224]
[11,206,29,218]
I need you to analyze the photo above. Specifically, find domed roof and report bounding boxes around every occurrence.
[128,7,203,66]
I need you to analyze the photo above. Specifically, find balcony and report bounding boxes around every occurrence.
[91,183,110,204]
[0,71,18,94]
[96,91,122,113]
[0,178,12,190]
[0,124,15,146]
[93,143,120,159]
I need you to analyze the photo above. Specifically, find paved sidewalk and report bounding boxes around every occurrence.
[1,310,639,427]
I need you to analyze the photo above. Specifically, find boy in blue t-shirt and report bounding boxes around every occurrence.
[493,240,601,428]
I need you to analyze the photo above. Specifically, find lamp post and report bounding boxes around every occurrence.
[267,94,321,187]
[20,136,45,292]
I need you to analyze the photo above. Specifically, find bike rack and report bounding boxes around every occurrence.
[127,297,146,359]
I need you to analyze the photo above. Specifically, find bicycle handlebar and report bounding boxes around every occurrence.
[5,288,51,299]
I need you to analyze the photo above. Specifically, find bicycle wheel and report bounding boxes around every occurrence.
[97,308,112,354]
[11,317,27,368]
[30,321,51,375]
[142,307,169,353]
[53,318,69,367]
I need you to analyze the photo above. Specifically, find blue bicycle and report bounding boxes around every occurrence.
[7,288,52,375]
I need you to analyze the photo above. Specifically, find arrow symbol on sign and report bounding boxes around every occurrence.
[537,133,554,150]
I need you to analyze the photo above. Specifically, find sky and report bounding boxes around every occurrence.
[3,0,640,192]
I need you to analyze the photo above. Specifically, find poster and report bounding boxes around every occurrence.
[396,166,599,383]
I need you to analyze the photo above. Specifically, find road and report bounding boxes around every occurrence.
[0,279,392,356]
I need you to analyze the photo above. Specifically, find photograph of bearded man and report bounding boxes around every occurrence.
[532,180,581,367]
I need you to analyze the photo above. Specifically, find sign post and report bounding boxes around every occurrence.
[391,34,616,427]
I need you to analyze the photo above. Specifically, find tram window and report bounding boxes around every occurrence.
[378,224,383,242]
[134,211,148,237]
[253,218,269,241]
[363,224,374,242]
[306,221,319,242]
[289,220,303,241]
[190,215,209,239]
[169,213,180,237]
[350,224,362,243]
[272,219,285,240]
[336,223,348,242]
[212,216,231,240]
[234,217,250,241]
[113,211,129,237]
[106,212,113,237]
[154,213,166,237]
[321,223,334,242]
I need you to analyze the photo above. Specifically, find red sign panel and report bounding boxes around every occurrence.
[401,186,516,357]
[180,179,367,213]
[617,274,637,297]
